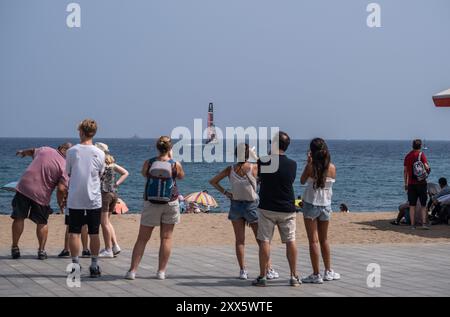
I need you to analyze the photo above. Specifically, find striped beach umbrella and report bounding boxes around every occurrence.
[184,191,219,208]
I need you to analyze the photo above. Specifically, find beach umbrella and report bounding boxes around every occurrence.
[433,88,450,107]
[114,198,129,214]
[184,191,219,208]
[0,181,18,192]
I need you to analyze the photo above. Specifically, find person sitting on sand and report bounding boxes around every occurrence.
[126,136,185,281]
[339,204,350,213]
[430,178,450,225]
[253,132,301,287]
[391,182,443,226]
[95,142,129,258]
[11,143,72,260]
[300,138,340,284]
[209,143,279,281]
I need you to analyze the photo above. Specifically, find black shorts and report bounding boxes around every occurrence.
[68,209,102,234]
[11,192,51,225]
[408,184,428,207]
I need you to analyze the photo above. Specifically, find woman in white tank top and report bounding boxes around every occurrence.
[210,143,278,281]
[300,138,340,284]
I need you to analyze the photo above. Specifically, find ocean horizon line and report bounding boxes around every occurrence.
[0,137,449,142]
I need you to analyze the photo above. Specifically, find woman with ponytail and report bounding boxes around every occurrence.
[300,138,340,284]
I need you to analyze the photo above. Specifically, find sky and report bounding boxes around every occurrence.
[1,0,450,140]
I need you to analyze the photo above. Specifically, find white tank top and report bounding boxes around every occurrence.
[229,164,258,202]
[303,177,335,207]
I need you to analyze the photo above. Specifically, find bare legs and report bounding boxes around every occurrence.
[232,221,274,273]
[12,218,48,251]
[409,206,416,226]
[159,224,175,273]
[101,212,118,250]
[64,225,89,254]
[36,224,48,251]
[304,218,331,274]
[232,220,246,270]
[409,205,428,226]
[258,239,297,278]
[129,224,176,274]
[11,218,25,248]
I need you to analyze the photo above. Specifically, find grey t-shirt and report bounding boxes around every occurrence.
[66,144,105,210]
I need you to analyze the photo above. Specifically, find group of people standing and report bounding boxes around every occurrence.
[10,119,340,286]
[11,120,130,277]
[210,132,340,286]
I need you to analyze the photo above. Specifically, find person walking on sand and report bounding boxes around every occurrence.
[300,138,340,284]
[125,136,185,280]
[253,132,301,287]
[404,139,431,230]
[66,119,105,278]
[209,143,279,281]
[11,143,72,260]
[95,142,129,258]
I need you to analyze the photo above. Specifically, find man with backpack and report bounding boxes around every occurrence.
[404,139,431,229]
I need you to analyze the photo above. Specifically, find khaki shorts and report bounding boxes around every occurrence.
[141,200,180,227]
[257,208,297,243]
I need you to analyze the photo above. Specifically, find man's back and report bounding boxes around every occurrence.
[16,147,67,206]
[404,150,428,185]
[258,154,297,213]
[66,144,105,210]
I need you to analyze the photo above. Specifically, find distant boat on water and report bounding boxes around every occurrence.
[423,140,428,150]
[131,134,141,140]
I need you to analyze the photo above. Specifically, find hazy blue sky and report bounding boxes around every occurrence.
[1,0,450,139]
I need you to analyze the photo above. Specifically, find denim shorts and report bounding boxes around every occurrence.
[302,202,332,221]
[229,200,259,224]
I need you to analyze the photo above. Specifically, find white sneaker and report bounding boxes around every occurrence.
[156,271,166,280]
[266,268,280,280]
[301,274,324,284]
[112,244,121,256]
[125,271,136,280]
[239,270,249,280]
[324,270,341,281]
[99,249,114,258]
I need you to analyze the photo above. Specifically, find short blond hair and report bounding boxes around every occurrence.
[78,119,98,138]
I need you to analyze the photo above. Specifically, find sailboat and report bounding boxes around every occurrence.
[433,88,450,107]
[206,102,219,144]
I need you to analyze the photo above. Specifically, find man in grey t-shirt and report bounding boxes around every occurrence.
[66,119,105,278]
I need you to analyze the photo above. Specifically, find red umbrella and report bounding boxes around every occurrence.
[114,198,129,214]
[433,88,450,107]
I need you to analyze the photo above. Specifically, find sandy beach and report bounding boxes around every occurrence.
[1,212,449,250]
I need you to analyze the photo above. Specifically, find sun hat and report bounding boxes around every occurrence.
[95,142,110,154]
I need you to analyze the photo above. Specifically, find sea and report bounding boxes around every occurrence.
[1,138,450,214]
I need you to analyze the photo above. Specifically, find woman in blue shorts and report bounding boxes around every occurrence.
[210,143,278,281]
